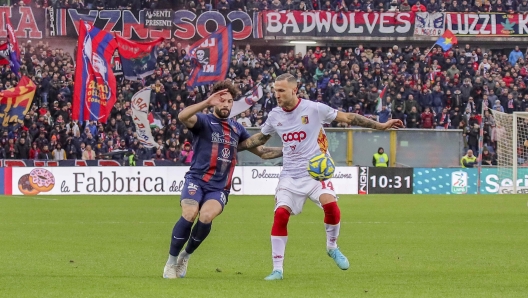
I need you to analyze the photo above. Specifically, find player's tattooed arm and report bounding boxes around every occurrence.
[335,111,404,130]
[344,113,383,129]
[248,146,283,159]
[237,133,272,151]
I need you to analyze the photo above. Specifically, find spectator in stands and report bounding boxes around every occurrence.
[237,112,252,127]
[16,137,30,159]
[481,147,495,166]
[5,138,17,159]
[179,142,194,165]
[52,143,67,160]
[509,46,524,66]
[82,144,96,160]
[38,145,52,160]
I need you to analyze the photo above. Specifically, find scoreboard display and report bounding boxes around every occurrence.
[358,167,413,194]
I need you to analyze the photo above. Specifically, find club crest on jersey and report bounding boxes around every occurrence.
[301,115,309,124]
[187,182,199,196]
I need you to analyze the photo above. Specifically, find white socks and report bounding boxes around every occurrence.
[325,223,340,250]
[271,236,288,272]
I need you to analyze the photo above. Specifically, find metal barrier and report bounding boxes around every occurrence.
[239,128,464,168]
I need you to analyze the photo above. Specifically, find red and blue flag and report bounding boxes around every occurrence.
[73,20,118,124]
[5,18,20,77]
[115,35,164,81]
[434,29,458,51]
[187,24,232,89]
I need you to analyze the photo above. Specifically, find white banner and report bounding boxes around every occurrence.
[131,88,158,148]
[10,166,357,196]
[414,12,445,36]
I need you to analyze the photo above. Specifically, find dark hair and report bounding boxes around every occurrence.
[211,80,239,100]
[275,73,297,84]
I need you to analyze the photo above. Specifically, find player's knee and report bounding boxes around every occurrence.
[319,193,337,205]
[274,206,291,225]
[181,199,199,222]
[322,201,340,225]
[198,212,216,224]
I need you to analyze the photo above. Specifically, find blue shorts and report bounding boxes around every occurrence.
[180,178,229,209]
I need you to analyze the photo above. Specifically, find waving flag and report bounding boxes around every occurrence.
[5,18,20,76]
[229,84,263,118]
[73,20,118,124]
[115,35,164,81]
[0,76,36,129]
[434,29,458,51]
[376,85,387,113]
[0,43,10,66]
[131,88,158,148]
[187,24,232,89]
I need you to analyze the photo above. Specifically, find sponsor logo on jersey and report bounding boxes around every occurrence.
[290,145,296,151]
[188,182,199,195]
[212,132,238,146]
[301,115,309,124]
[217,148,232,163]
[282,131,307,142]
[277,122,282,126]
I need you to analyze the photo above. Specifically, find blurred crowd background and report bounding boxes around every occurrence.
[1,7,528,163]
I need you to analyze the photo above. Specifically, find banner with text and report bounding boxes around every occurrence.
[144,10,173,29]
[263,11,415,37]
[52,9,255,40]
[7,166,358,196]
[0,7,45,39]
[414,12,445,36]
[445,13,528,36]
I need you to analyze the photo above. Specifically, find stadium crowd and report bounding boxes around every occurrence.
[1,36,527,161]
[16,0,528,13]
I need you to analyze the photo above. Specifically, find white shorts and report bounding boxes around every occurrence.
[274,176,337,215]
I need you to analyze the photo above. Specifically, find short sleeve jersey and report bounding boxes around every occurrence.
[261,99,337,178]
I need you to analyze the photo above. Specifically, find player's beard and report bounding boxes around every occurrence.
[214,107,231,119]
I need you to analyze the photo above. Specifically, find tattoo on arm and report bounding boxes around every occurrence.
[238,133,272,151]
[256,146,283,159]
[346,113,382,129]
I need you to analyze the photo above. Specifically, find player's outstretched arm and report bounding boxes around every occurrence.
[178,89,229,128]
[247,146,283,159]
[335,111,404,130]
[237,132,272,151]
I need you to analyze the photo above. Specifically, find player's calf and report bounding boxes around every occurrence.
[265,206,291,280]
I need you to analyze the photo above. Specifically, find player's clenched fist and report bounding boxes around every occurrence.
[380,119,404,130]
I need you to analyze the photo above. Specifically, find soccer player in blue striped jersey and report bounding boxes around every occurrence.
[163,81,283,279]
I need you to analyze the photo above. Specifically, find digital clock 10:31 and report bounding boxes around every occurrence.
[358,167,413,194]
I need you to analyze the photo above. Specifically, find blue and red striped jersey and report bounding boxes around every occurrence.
[186,113,250,191]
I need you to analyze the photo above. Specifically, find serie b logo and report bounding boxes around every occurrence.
[451,171,468,194]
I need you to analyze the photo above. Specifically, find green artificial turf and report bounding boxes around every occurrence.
[0,195,527,298]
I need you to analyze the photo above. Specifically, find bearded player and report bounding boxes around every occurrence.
[163,81,283,279]
[238,74,403,280]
